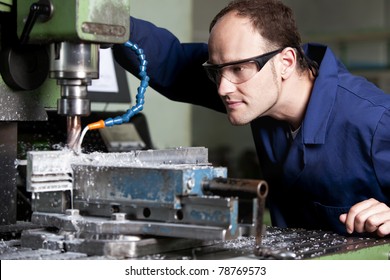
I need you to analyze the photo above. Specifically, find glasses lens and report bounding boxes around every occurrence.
[204,62,257,84]
[223,61,258,84]
[204,66,223,84]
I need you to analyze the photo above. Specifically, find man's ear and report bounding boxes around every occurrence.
[280,47,296,79]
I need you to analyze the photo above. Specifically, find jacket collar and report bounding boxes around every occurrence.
[301,43,339,145]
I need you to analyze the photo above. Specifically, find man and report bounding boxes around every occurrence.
[113,0,390,237]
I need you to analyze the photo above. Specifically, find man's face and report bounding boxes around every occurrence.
[208,12,281,125]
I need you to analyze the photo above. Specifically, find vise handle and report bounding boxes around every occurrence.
[202,178,268,249]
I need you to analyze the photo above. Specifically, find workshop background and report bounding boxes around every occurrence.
[103,0,390,178]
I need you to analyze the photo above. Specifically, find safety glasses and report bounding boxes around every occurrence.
[203,48,283,85]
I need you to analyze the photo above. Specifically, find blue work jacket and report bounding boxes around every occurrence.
[113,17,390,235]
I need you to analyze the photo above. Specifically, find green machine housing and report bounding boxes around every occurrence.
[0,0,131,226]
[17,0,131,44]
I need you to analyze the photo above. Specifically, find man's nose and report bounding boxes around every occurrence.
[217,76,235,96]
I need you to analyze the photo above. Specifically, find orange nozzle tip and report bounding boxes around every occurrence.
[88,120,105,130]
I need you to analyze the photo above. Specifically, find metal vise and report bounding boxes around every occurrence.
[24,147,268,257]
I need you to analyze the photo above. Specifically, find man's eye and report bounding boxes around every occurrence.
[231,65,246,73]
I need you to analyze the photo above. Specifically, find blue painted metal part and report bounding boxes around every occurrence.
[71,163,237,232]
[73,165,227,207]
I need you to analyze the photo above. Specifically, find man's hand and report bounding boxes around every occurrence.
[339,198,390,237]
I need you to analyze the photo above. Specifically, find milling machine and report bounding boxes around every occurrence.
[0,0,131,226]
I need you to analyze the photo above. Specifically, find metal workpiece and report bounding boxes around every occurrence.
[27,150,74,194]
[27,146,211,169]
[24,146,212,210]
[27,146,210,171]
[114,146,211,165]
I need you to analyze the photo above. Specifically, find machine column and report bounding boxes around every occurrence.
[0,122,17,225]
